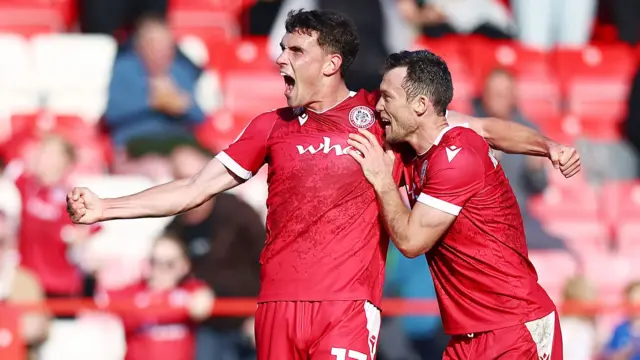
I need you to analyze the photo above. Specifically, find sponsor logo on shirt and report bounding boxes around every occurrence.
[296,137,354,156]
[349,106,375,129]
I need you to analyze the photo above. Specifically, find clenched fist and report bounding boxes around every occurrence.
[66,187,103,224]
[548,144,581,178]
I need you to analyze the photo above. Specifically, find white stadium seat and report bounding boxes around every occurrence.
[179,34,209,67]
[31,34,117,95]
[195,70,223,113]
[0,34,38,110]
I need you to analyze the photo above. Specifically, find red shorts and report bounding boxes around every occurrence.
[443,311,563,360]
[255,300,381,360]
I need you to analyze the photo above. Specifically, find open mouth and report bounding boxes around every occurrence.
[281,72,296,96]
[381,117,391,131]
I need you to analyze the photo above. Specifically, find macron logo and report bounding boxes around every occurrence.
[296,137,353,156]
[446,146,461,162]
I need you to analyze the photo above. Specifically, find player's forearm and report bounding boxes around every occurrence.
[101,178,208,221]
[481,117,554,157]
[375,184,421,258]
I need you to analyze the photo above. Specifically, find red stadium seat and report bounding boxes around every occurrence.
[0,5,63,36]
[552,44,637,91]
[542,219,611,256]
[449,74,473,114]
[582,254,634,304]
[516,75,562,125]
[528,250,578,303]
[169,0,245,14]
[222,70,285,123]
[553,45,635,135]
[616,221,640,256]
[195,110,245,152]
[170,10,239,42]
[412,37,471,83]
[600,181,640,225]
[528,183,599,221]
[209,36,275,72]
[465,38,552,91]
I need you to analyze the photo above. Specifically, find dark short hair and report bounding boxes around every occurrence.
[383,50,453,116]
[284,9,359,76]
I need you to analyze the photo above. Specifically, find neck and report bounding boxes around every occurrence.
[305,80,350,113]
[407,115,449,155]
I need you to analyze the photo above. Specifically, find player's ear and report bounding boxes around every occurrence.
[413,94,429,117]
[323,54,342,77]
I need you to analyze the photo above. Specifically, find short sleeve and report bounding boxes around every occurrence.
[215,112,276,180]
[418,146,484,216]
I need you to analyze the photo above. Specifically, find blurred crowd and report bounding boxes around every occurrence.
[0,0,639,359]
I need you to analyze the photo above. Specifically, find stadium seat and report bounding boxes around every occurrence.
[528,183,599,221]
[195,110,243,152]
[0,34,36,97]
[412,37,471,81]
[552,44,637,92]
[195,70,224,114]
[528,250,578,303]
[616,221,640,255]
[542,219,611,256]
[582,254,634,304]
[169,0,245,14]
[600,181,640,224]
[178,35,209,67]
[222,70,286,122]
[449,75,474,114]
[31,34,116,94]
[465,38,551,90]
[553,45,635,138]
[210,36,275,72]
[170,10,239,43]
[515,76,562,126]
[0,5,63,36]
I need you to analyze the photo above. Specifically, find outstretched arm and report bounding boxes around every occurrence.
[68,158,243,224]
[446,111,581,178]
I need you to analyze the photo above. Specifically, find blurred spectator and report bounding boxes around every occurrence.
[166,145,264,360]
[611,0,640,45]
[269,1,412,91]
[560,276,598,360]
[0,211,50,360]
[0,162,21,225]
[6,135,98,298]
[512,0,596,50]
[79,0,168,37]
[397,0,514,39]
[473,69,567,250]
[101,234,214,360]
[624,68,640,167]
[242,0,284,36]
[105,14,205,178]
[604,281,640,360]
[382,244,448,360]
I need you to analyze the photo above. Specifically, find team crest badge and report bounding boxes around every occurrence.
[349,106,375,129]
[420,161,428,186]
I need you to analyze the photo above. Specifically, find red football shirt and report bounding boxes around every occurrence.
[406,125,556,335]
[103,278,206,360]
[11,164,83,295]
[215,90,401,307]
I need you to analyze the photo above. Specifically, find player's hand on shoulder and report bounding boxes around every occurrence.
[346,128,396,191]
[548,143,581,178]
[66,187,104,224]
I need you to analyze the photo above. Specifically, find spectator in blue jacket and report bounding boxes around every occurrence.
[105,13,205,159]
[604,281,640,360]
